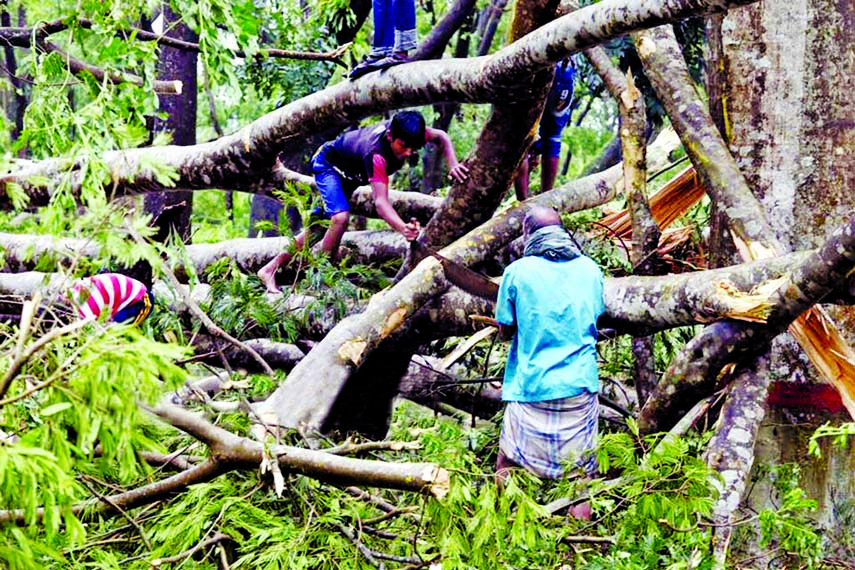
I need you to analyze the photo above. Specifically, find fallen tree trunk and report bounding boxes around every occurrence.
[4,243,854,343]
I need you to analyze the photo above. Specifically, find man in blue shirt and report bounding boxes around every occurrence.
[495,206,604,508]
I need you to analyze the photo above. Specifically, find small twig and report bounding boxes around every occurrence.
[150,532,230,567]
[698,512,760,528]
[361,508,419,526]
[217,543,231,569]
[598,394,633,419]
[360,526,400,540]
[79,478,152,551]
[337,524,386,570]
[345,487,398,513]
[369,550,424,564]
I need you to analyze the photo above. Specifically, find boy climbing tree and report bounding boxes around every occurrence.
[258,110,470,294]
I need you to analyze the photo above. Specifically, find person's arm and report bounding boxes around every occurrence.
[425,127,470,183]
[368,153,419,240]
[495,269,517,340]
[372,180,419,240]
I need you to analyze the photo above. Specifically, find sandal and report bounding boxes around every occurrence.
[349,53,410,80]
[349,55,384,80]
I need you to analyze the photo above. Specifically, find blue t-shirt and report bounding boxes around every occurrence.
[495,255,604,402]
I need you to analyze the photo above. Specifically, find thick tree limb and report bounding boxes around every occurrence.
[703,353,772,569]
[638,215,855,433]
[149,403,450,497]
[3,242,852,344]
[0,228,412,280]
[590,40,661,407]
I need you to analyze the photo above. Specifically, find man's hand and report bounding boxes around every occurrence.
[400,218,421,241]
[448,162,470,183]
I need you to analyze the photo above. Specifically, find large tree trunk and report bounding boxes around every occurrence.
[719,0,855,556]
[144,4,198,243]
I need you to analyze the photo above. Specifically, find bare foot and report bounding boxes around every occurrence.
[567,502,591,521]
[257,267,282,295]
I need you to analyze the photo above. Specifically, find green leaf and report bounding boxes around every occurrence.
[40,403,72,417]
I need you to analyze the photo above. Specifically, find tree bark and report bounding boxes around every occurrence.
[638,215,855,433]
[144,3,197,243]
[703,352,772,568]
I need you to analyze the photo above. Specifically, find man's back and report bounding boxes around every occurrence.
[496,255,604,402]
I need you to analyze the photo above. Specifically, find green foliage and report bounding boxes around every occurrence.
[752,464,823,567]
[204,257,301,342]
[808,422,855,458]
[0,317,190,568]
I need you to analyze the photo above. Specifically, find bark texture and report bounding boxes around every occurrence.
[638,215,855,433]
[703,353,772,568]
[721,0,855,547]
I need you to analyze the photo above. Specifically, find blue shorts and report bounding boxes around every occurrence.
[539,101,572,158]
[538,61,576,158]
[311,148,358,216]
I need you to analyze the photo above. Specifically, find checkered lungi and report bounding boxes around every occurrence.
[499,391,598,479]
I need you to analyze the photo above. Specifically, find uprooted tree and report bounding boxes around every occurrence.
[2,0,855,566]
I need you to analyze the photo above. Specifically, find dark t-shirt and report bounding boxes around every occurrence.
[324,122,412,185]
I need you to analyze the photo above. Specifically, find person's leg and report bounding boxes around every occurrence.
[350,0,393,78]
[513,156,530,201]
[257,229,307,294]
[320,211,350,261]
[496,449,522,486]
[539,115,564,193]
[373,0,394,57]
[392,0,417,55]
[541,155,561,191]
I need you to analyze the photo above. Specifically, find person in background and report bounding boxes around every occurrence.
[68,272,154,325]
[514,58,576,200]
[350,0,418,79]
[257,110,469,294]
[494,206,604,518]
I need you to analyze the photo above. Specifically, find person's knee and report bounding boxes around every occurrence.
[329,211,350,230]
